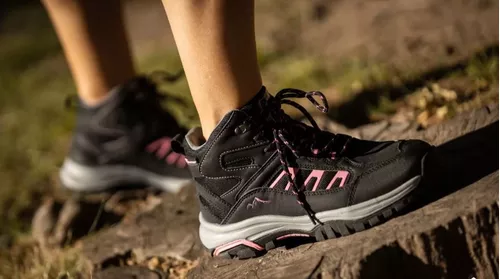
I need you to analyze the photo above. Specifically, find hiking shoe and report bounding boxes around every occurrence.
[173,87,431,259]
[60,76,191,193]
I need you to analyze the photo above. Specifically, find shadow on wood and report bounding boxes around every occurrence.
[418,121,499,207]
[358,245,444,279]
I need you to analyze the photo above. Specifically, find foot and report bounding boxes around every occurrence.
[174,87,431,259]
[60,76,191,193]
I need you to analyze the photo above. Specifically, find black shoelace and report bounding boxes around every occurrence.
[125,70,185,110]
[257,88,351,225]
[120,73,183,137]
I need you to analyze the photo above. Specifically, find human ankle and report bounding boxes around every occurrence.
[201,117,221,141]
[199,87,267,140]
[79,91,114,107]
[77,84,121,108]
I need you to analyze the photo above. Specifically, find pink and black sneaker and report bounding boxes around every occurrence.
[173,87,431,259]
[59,76,191,193]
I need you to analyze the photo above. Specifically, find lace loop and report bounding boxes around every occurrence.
[306,91,329,113]
[149,69,184,83]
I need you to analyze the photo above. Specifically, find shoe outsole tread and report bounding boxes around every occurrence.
[212,191,415,259]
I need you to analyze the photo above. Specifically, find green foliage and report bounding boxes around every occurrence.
[0,9,73,238]
[0,242,90,279]
[464,50,499,84]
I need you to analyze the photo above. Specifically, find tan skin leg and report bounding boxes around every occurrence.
[42,0,135,106]
[162,0,263,140]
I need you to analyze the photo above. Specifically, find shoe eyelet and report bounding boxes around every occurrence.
[310,146,320,155]
[263,142,274,153]
[235,122,251,135]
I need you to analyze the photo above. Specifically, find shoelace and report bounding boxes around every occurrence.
[123,71,192,140]
[126,70,186,107]
[265,88,351,225]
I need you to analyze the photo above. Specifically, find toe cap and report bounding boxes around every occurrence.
[350,139,431,205]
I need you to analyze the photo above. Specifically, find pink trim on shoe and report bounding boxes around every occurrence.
[304,170,325,191]
[146,137,172,158]
[176,156,187,168]
[166,152,180,165]
[326,170,349,189]
[213,239,264,256]
[276,233,311,240]
[269,167,298,189]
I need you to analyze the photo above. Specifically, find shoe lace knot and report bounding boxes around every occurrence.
[247,88,351,225]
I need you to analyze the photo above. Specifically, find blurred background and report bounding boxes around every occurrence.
[0,0,498,277]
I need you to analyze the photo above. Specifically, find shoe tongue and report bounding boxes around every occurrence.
[239,86,272,116]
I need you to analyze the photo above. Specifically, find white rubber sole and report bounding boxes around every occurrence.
[200,175,421,249]
[59,158,191,193]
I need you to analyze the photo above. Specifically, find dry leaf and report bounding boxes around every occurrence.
[147,257,160,270]
[417,110,430,127]
[435,106,449,119]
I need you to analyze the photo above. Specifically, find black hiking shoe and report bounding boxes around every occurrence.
[60,76,191,193]
[173,87,431,259]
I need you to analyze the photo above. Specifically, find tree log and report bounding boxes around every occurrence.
[84,105,498,278]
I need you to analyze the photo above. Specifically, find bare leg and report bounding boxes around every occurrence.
[42,0,135,105]
[162,0,262,139]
